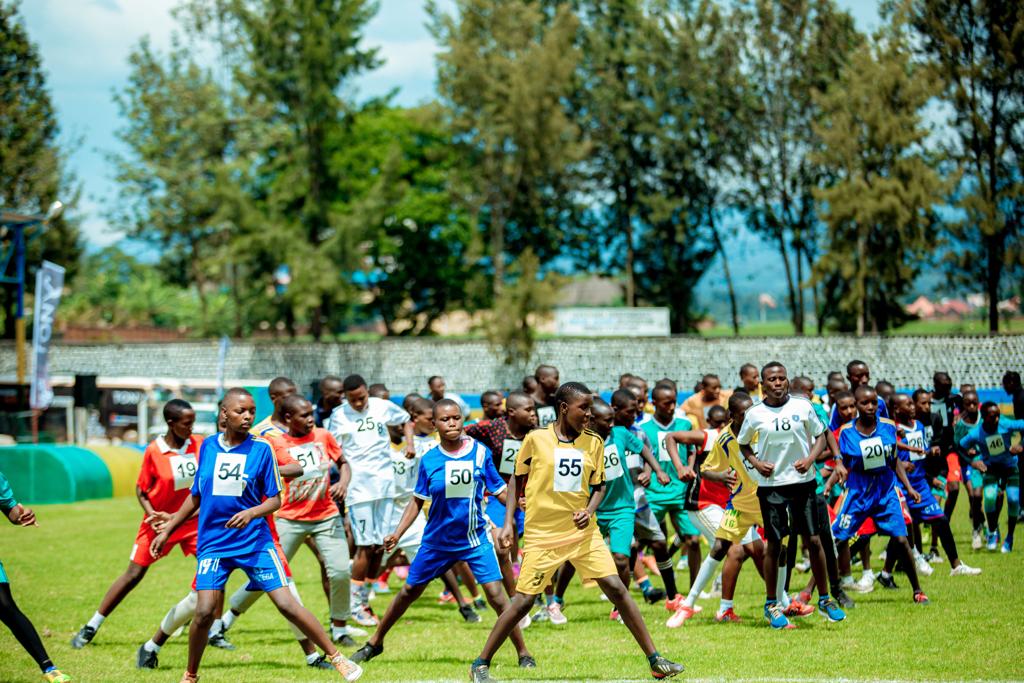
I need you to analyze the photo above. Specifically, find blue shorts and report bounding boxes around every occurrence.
[485,497,524,536]
[901,480,944,523]
[194,546,288,592]
[0,559,7,584]
[832,476,908,543]
[406,539,502,587]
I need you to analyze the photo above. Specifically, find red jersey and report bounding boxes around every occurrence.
[137,435,204,515]
[271,428,342,522]
[696,429,730,509]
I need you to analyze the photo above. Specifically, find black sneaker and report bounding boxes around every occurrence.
[518,655,537,668]
[650,655,685,679]
[459,604,482,623]
[208,632,236,650]
[470,662,493,682]
[473,597,487,610]
[70,625,96,649]
[350,643,383,664]
[877,573,899,590]
[835,588,855,609]
[136,644,158,669]
[333,633,357,648]
[307,654,334,669]
[643,587,666,604]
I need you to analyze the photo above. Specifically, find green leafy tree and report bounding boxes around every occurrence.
[485,249,561,368]
[908,0,1024,331]
[0,0,81,337]
[811,17,947,334]
[430,0,585,297]
[736,0,862,335]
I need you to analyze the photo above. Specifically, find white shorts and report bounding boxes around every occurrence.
[384,500,425,562]
[634,503,666,543]
[348,498,395,547]
[691,505,759,545]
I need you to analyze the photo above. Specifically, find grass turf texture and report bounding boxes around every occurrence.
[1,497,1022,682]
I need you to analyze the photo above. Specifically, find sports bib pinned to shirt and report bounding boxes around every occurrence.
[212,452,247,496]
[445,460,474,498]
[537,406,557,428]
[169,454,198,491]
[860,437,887,471]
[905,430,926,462]
[553,447,584,492]
[657,432,673,462]
[289,444,323,482]
[500,438,522,476]
[604,444,624,481]
[985,433,1006,456]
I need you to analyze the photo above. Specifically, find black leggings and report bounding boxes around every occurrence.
[0,582,54,673]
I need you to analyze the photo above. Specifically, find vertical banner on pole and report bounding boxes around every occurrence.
[29,260,65,410]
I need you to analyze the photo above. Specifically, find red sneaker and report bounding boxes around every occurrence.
[783,600,814,617]
[664,594,684,611]
[714,607,742,623]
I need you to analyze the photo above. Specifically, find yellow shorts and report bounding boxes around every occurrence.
[516,530,617,595]
[715,508,762,544]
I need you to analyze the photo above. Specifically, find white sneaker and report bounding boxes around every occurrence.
[795,559,811,573]
[531,606,550,623]
[972,529,983,550]
[351,605,378,627]
[675,557,689,571]
[518,613,532,630]
[854,571,875,593]
[547,601,568,625]
[342,625,368,637]
[915,555,934,577]
[950,562,982,576]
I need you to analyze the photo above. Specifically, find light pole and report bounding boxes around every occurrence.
[0,200,64,384]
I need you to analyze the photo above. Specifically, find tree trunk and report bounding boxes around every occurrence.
[623,203,635,307]
[986,231,1000,333]
[856,226,867,337]
[776,231,799,333]
[492,204,506,298]
[709,210,739,335]
[794,232,805,336]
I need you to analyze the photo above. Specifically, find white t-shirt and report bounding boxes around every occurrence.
[328,396,410,504]
[390,432,439,505]
[736,395,825,488]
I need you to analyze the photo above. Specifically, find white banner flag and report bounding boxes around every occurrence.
[30,260,65,410]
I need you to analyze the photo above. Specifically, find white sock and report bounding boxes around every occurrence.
[684,556,721,608]
[776,566,790,608]
[719,598,734,612]
[208,618,224,637]
[87,612,106,630]
[332,625,348,638]
[143,639,161,653]
[306,652,321,665]
[222,610,237,631]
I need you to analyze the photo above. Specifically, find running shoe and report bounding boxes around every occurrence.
[518,613,532,630]
[913,591,930,605]
[344,626,369,637]
[136,644,158,669]
[714,607,741,623]
[650,655,685,679]
[878,549,888,561]
[950,562,982,576]
[518,655,537,668]
[208,632,235,650]
[675,556,689,572]
[817,597,846,622]
[797,590,813,604]
[835,588,856,610]
[609,608,623,623]
[330,652,363,681]
[372,580,391,594]
[351,605,379,627]
[334,634,357,648]
[667,605,695,628]
[69,625,95,649]
[1002,535,1014,553]
[854,570,875,593]
[764,602,795,630]
[437,590,456,604]
[459,604,482,623]
[795,558,811,573]
[531,605,550,623]
[877,573,899,590]
[308,655,335,669]
[547,601,568,625]
[986,531,1000,551]
[925,550,944,564]
[783,600,814,618]
[470,662,493,682]
[643,587,666,604]
[665,594,684,611]
[43,672,72,683]
[350,643,383,664]
[473,597,487,610]
[972,528,983,550]
[914,553,934,576]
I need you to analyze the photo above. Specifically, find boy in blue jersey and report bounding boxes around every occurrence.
[151,388,362,683]
[960,402,1024,552]
[829,360,888,430]
[829,386,929,605]
[884,395,979,577]
[350,399,534,668]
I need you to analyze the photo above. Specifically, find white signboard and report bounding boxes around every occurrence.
[554,307,670,337]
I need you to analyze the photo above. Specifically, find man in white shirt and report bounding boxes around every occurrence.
[737,361,840,628]
[329,374,415,626]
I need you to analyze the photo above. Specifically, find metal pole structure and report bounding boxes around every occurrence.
[14,226,25,384]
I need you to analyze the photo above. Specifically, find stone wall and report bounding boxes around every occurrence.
[2,335,1022,394]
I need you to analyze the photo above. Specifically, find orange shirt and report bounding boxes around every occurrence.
[270,428,343,522]
[136,435,204,517]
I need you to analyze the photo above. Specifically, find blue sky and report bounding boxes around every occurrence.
[20,0,882,251]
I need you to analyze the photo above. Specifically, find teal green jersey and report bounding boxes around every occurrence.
[640,416,692,505]
[598,426,644,515]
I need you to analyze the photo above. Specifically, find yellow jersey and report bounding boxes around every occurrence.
[719,426,760,515]
[515,424,605,549]
[251,416,285,438]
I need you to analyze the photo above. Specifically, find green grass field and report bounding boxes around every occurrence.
[2,496,1023,683]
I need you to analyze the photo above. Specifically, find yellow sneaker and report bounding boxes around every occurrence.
[43,672,72,683]
[331,652,363,681]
